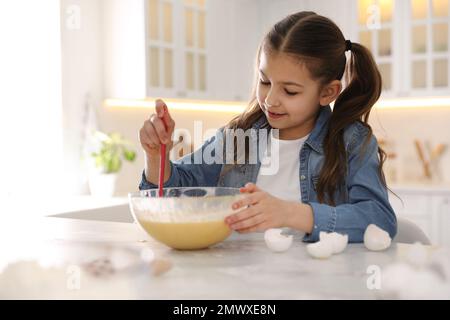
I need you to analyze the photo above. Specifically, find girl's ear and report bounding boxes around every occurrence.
[319,80,342,106]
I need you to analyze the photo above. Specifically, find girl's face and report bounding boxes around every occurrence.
[256,50,340,140]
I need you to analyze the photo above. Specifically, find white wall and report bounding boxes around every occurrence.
[60,0,103,194]
[0,0,64,197]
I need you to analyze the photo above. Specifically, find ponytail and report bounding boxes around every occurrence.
[317,42,385,205]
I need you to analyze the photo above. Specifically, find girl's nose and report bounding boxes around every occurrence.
[264,97,281,108]
[264,87,281,108]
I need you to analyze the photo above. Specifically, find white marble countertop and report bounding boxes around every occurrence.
[1,208,449,300]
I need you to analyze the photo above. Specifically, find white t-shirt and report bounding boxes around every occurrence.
[256,130,310,202]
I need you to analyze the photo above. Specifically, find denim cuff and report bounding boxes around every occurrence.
[138,161,178,190]
[302,202,337,242]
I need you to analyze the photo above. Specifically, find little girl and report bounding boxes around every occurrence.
[138,11,397,243]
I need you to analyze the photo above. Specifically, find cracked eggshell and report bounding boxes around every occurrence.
[364,224,391,251]
[264,228,293,253]
[319,232,348,254]
[306,241,333,259]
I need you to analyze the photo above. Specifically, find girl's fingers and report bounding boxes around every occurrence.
[226,204,261,226]
[155,99,175,133]
[232,192,263,210]
[143,120,161,147]
[139,99,175,157]
[138,129,153,154]
[231,213,266,231]
[155,99,166,118]
[150,114,170,144]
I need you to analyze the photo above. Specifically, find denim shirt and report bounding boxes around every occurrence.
[139,105,397,243]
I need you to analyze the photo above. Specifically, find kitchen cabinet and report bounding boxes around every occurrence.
[354,0,450,98]
[146,0,208,100]
[102,0,449,101]
[102,0,260,102]
[276,0,450,98]
[355,0,396,94]
[389,185,450,246]
[407,0,449,94]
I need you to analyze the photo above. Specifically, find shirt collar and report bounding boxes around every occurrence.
[252,105,331,154]
[304,105,331,154]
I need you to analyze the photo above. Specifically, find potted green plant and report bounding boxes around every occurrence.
[88,131,136,197]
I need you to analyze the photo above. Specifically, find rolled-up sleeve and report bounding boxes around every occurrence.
[303,130,397,243]
[139,133,223,190]
[139,161,180,190]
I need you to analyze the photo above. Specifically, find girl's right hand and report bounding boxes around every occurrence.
[139,99,176,158]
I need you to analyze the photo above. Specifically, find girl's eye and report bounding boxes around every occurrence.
[285,90,298,96]
[259,79,298,95]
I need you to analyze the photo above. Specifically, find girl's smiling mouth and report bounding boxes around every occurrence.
[267,111,287,119]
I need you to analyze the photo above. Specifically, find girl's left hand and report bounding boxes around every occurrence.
[225,183,291,233]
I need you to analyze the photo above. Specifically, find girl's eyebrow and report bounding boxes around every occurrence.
[259,69,304,87]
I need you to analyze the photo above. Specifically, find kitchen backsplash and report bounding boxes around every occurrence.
[369,107,450,187]
[92,104,450,196]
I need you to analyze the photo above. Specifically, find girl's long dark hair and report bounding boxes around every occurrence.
[225,11,389,206]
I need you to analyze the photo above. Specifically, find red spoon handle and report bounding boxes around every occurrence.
[158,144,166,197]
[158,107,169,197]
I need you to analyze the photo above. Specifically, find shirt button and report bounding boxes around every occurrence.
[300,175,306,181]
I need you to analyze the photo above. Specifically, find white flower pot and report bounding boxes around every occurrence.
[88,172,118,197]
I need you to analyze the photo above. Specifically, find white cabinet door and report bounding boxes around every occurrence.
[103,0,259,102]
[389,191,435,242]
[103,0,212,100]
[352,0,450,98]
[102,0,147,99]
[390,188,450,246]
[146,0,209,100]
[353,0,398,97]
[207,0,260,102]
[406,0,450,96]
[302,0,355,37]
[434,195,450,246]
[144,0,261,101]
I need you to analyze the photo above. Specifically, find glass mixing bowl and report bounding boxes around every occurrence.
[128,187,244,250]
